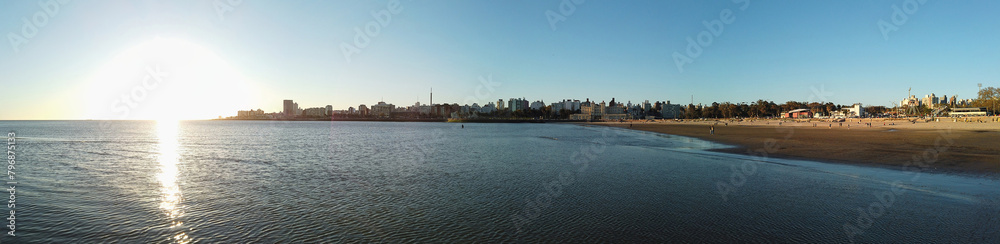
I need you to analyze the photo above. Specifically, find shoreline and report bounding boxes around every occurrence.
[215,118,589,123]
[589,119,1000,175]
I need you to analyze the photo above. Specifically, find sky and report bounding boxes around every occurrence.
[1,0,998,120]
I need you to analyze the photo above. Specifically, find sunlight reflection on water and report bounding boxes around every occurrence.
[157,120,190,243]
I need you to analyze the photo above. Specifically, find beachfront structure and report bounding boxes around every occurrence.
[780,108,812,118]
[949,107,988,117]
[604,102,627,120]
[571,100,606,120]
[842,104,865,117]
[606,103,625,114]
[900,95,920,108]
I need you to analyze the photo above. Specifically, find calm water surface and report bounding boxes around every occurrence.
[2,120,998,243]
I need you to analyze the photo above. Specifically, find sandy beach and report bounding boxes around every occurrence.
[592,117,1000,174]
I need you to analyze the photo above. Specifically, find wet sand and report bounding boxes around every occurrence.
[592,118,1000,174]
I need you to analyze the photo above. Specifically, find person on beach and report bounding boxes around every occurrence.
[710,125,715,135]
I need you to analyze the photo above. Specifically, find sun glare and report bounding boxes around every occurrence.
[83,37,261,121]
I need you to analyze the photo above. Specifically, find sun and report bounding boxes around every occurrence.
[83,37,261,121]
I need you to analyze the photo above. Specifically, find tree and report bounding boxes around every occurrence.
[973,86,1000,114]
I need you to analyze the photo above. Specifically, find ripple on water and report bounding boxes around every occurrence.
[7,121,1000,243]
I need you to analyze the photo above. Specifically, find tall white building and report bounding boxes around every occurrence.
[530,100,546,110]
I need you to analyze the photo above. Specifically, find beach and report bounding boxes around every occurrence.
[592,117,1000,174]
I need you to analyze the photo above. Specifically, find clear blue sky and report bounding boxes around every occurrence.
[1,0,998,119]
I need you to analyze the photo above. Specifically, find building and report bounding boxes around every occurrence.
[530,100,546,110]
[237,109,266,119]
[567,99,581,111]
[551,102,564,114]
[303,107,328,117]
[551,99,580,113]
[950,107,988,117]
[358,104,370,116]
[842,104,865,117]
[283,100,294,116]
[900,95,920,107]
[481,102,497,113]
[508,98,529,112]
[606,103,625,114]
[922,94,938,108]
[780,108,813,118]
[604,102,627,120]
[371,101,395,117]
[574,100,607,120]
[661,102,682,119]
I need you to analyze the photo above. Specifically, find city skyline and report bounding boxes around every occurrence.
[2,1,999,120]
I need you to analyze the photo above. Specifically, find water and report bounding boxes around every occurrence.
[1,120,998,243]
